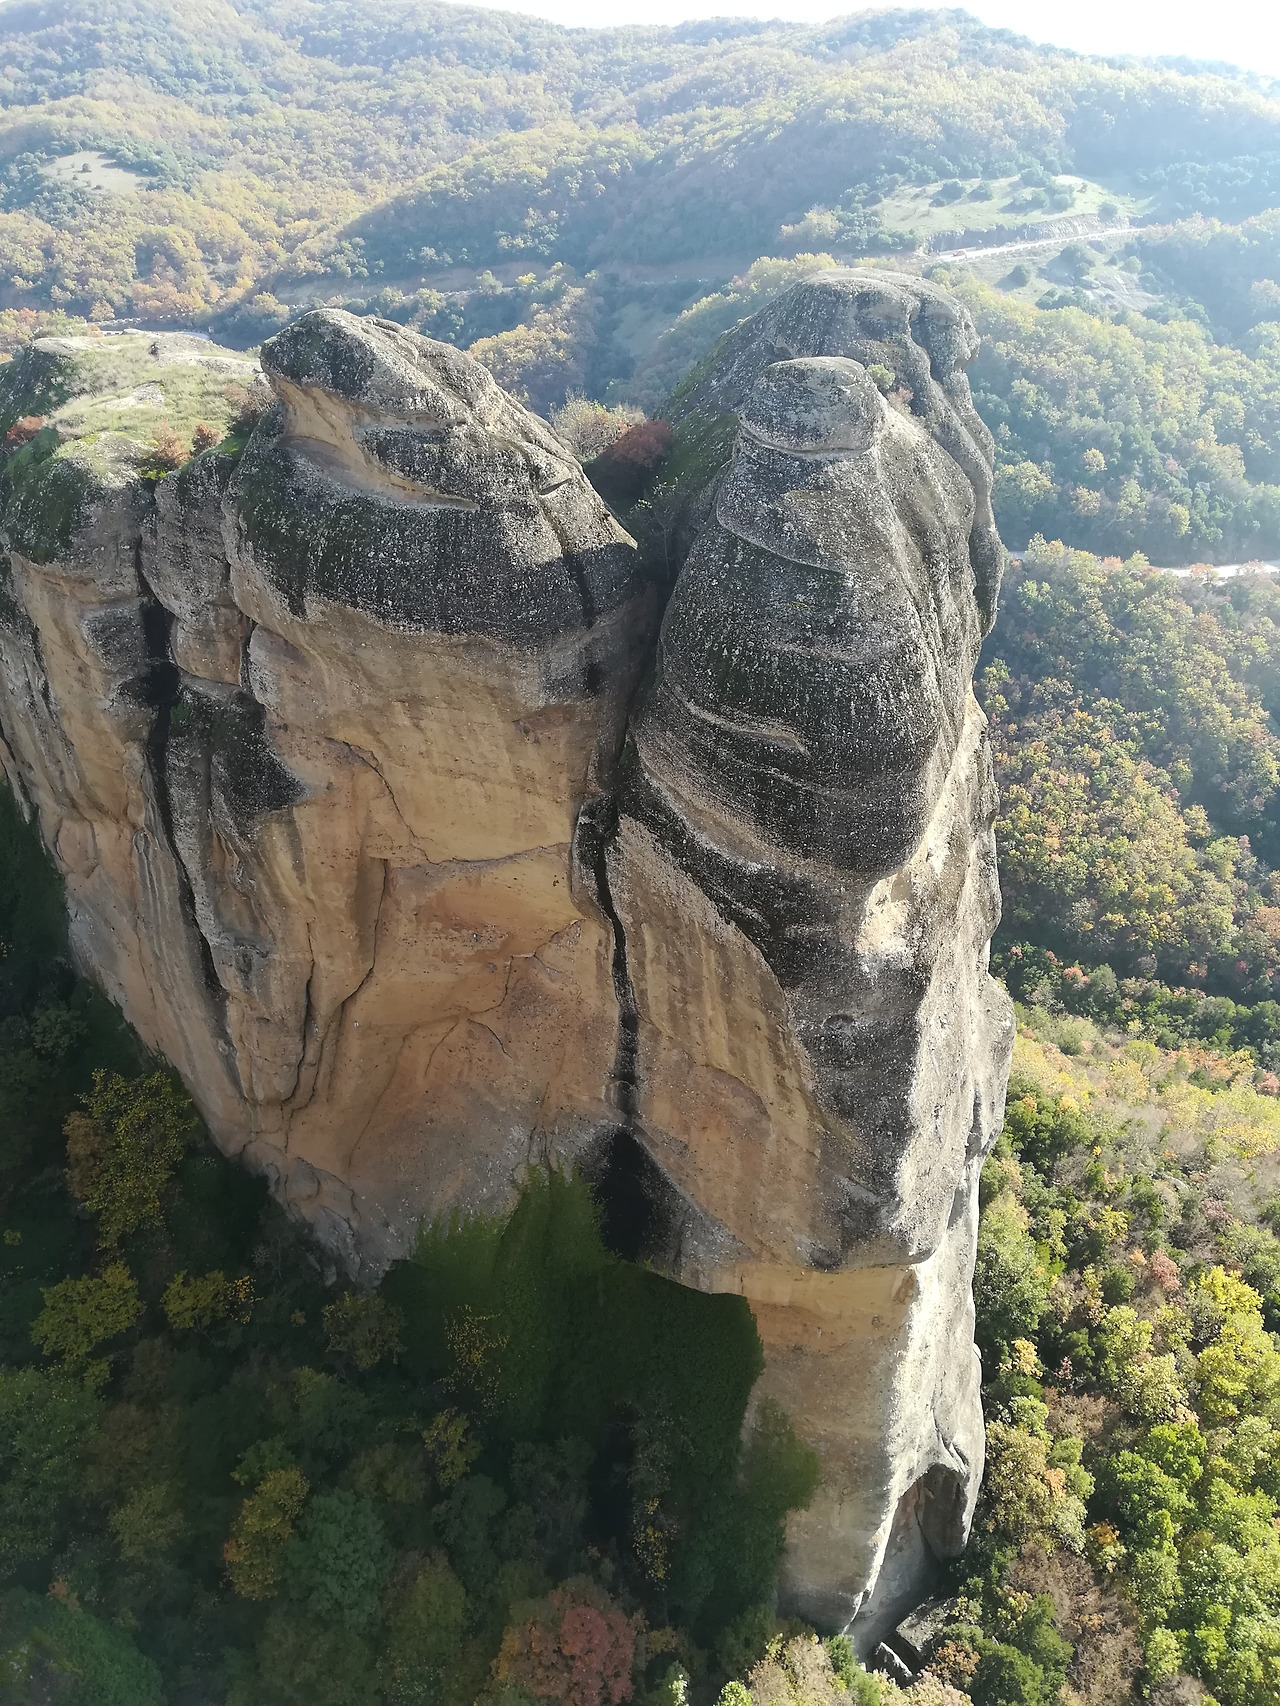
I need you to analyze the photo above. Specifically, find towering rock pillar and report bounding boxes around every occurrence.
[0,276,1012,1635]
[601,271,1014,1632]
[0,315,656,1272]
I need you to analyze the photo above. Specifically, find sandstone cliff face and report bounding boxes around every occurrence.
[0,318,652,1269]
[0,276,1012,1640]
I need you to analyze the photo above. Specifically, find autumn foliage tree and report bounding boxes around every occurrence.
[223,1468,309,1600]
[492,1579,639,1706]
[586,420,673,507]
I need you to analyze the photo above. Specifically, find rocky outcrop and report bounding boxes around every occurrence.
[604,272,1014,1633]
[0,319,653,1269]
[0,274,1012,1639]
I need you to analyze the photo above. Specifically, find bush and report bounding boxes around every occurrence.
[4,415,45,448]
[149,425,189,470]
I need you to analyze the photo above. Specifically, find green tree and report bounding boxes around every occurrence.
[974,1195,1053,1360]
[109,1479,186,1561]
[379,1555,468,1705]
[1191,1268,1280,1424]
[162,1269,253,1331]
[31,1263,141,1369]
[228,1607,378,1706]
[64,1070,195,1245]
[323,1292,404,1371]
[0,1368,98,1571]
[282,1488,392,1633]
[982,1398,1092,1551]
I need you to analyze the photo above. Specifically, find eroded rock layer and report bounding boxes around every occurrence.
[0,277,1012,1637]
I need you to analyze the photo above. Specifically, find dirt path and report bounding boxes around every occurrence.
[930,221,1136,263]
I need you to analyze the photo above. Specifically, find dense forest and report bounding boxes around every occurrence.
[948,553,1280,1706]
[3,0,1280,325]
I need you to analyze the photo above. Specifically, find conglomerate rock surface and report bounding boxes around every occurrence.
[0,275,1013,1640]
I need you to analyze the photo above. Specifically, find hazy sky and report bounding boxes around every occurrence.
[459,0,1280,80]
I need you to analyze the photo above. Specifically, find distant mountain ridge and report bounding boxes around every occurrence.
[3,0,1280,330]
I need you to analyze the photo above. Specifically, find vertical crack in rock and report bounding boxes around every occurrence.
[574,797,638,1120]
[571,792,685,1263]
[134,566,229,1016]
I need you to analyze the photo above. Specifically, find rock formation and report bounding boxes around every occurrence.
[0,271,1012,1641]
[606,272,1015,1634]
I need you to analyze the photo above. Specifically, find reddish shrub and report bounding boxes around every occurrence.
[223,381,271,435]
[493,1578,639,1706]
[191,422,219,455]
[587,419,672,506]
[5,415,46,447]
[151,426,189,471]
[604,419,672,473]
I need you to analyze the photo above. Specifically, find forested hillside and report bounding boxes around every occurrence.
[0,0,1278,332]
[8,1,1280,558]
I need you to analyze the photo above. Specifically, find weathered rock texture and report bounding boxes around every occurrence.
[610,271,1015,1634]
[0,319,653,1269]
[0,275,1012,1639]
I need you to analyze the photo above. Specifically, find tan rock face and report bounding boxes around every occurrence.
[0,318,652,1269]
[0,284,1011,1640]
